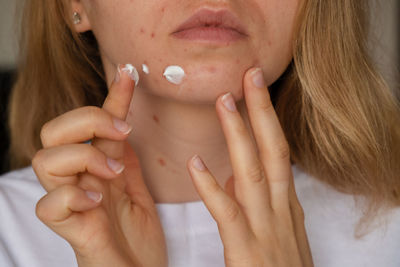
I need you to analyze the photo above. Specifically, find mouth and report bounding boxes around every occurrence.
[171,9,248,43]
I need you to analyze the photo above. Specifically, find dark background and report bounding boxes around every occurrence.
[0,70,13,174]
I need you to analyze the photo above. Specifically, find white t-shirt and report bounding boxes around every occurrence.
[0,165,399,267]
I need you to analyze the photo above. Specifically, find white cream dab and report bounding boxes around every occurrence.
[163,65,185,85]
[142,64,149,74]
[120,64,139,86]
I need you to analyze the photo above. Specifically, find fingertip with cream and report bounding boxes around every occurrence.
[118,64,140,86]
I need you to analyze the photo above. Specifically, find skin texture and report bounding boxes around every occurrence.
[71,0,300,203]
[32,0,314,266]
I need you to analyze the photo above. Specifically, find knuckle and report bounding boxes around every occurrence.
[84,106,103,124]
[223,201,241,223]
[84,106,110,133]
[83,105,102,115]
[246,164,265,184]
[272,140,290,160]
[58,185,78,206]
[82,144,97,159]
[32,149,46,174]
[257,97,274,114]
[35,198,47,222]
[83,145,103,168]
[293,202,305,222]
[233,123,250,138]
[40,121,52,147]
[204,180,222,195]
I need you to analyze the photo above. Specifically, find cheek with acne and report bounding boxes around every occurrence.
[158,158,166,167]
[163,65,185,85]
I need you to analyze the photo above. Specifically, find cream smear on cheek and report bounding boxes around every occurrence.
[163,65,185,85]
[142,64,150,74]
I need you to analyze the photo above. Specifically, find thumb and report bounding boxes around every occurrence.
[91,64,139,160]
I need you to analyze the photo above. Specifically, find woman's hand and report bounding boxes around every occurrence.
[32,65,167,267]
[187,68,314,267]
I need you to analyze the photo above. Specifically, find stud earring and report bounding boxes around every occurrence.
[73,12,81,25]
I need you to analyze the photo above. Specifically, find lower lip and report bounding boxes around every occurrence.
[172,27,245,43]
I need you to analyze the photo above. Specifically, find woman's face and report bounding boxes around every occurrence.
[78,0,300,103]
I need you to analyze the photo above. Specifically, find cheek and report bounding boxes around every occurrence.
[88,1,163,62]
[253,1,299,83]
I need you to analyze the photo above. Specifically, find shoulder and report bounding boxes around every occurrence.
[0,166,76,267]
[292,165,400,267]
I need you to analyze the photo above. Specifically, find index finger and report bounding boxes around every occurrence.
[91,64,139,160]
[244,68,292,213]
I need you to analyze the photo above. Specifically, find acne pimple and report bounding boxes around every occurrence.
[158,158,166,166]
[153,115,159,123]
[151,33,155,38]
[140,28,145,34]
[235,59,240,64]
[163,65,185,85]
[209,66,216,73]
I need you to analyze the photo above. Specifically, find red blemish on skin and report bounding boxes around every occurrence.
[184,48,188,52]
[209,66,216,73]
[158,158,166,166]
[161,7,165,13]
[140,28,145,34]
[153,115,159,123]
[253,59,260,66]
[128,110,133,116]
[151,33,155,38]
[143,60,148,65]
[235,59,240,64]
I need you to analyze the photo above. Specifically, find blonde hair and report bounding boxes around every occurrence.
[9,0,400,232]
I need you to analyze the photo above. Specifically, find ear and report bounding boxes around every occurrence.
[70,0,92,33]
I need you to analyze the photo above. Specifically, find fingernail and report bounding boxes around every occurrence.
[221,92,237,112]
[192,155,206,171]
[251,68,265,88]
[85,190,103,203]
[107,158,125,174]
[113,117,132,135]
[118,64,139,86]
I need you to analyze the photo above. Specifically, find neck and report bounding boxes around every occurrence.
[126,86,252,204]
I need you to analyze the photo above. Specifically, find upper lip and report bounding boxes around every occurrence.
[172,9,248,36]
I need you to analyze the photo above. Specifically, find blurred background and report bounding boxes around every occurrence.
[0,1,399,174]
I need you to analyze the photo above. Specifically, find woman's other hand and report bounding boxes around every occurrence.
[32,65,167,267]
[187,68,314,267]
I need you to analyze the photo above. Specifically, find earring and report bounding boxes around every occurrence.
[73,12,81,25]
